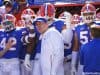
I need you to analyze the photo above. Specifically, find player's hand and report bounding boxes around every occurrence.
[71,51,78,75]
[24,54,32,71]
[63,57,68,64]
[71,66,77,75]
[5,40,13,51]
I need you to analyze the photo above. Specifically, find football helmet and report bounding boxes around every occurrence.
[21,8,36,24]
[81,3,96,24]
[39,3,55,20]
[59,11,72,28]
[2,14,16,32]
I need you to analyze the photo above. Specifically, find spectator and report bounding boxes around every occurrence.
[0,0,3,6]
[12,0,20,15]
[0,0,13,24]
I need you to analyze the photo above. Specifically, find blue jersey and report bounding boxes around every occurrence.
[19,27,37,60]
[64,31,74,57]
[28,26,42,60]
[18,27,29,59]
[80,38,100,72]
[75,24,91,45]
[64,41,73,57]
[0,28,28,59]
[19,44,27,59]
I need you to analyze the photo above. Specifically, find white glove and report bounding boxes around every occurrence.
[71,51,78,75]
[24,54,32,71]
[71,65,77,75]
[77,65,84,75]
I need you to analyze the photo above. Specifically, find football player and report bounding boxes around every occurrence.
[80,24,100,74]
[20,8,37,75]
[71,3,97,75]
[71,14,81,28]
[0,14,35,75]
[57,11,74,75]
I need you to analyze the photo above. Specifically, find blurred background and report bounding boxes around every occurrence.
[1,0,99,21]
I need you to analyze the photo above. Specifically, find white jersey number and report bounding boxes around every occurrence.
[80,31,88,44]
[0,37,17,51]
[64,42,72,50]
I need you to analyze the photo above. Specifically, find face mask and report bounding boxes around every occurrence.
[3,21,14,32]
[61,29,73,44]
[83,16,94,24]
[82,13,95,24]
